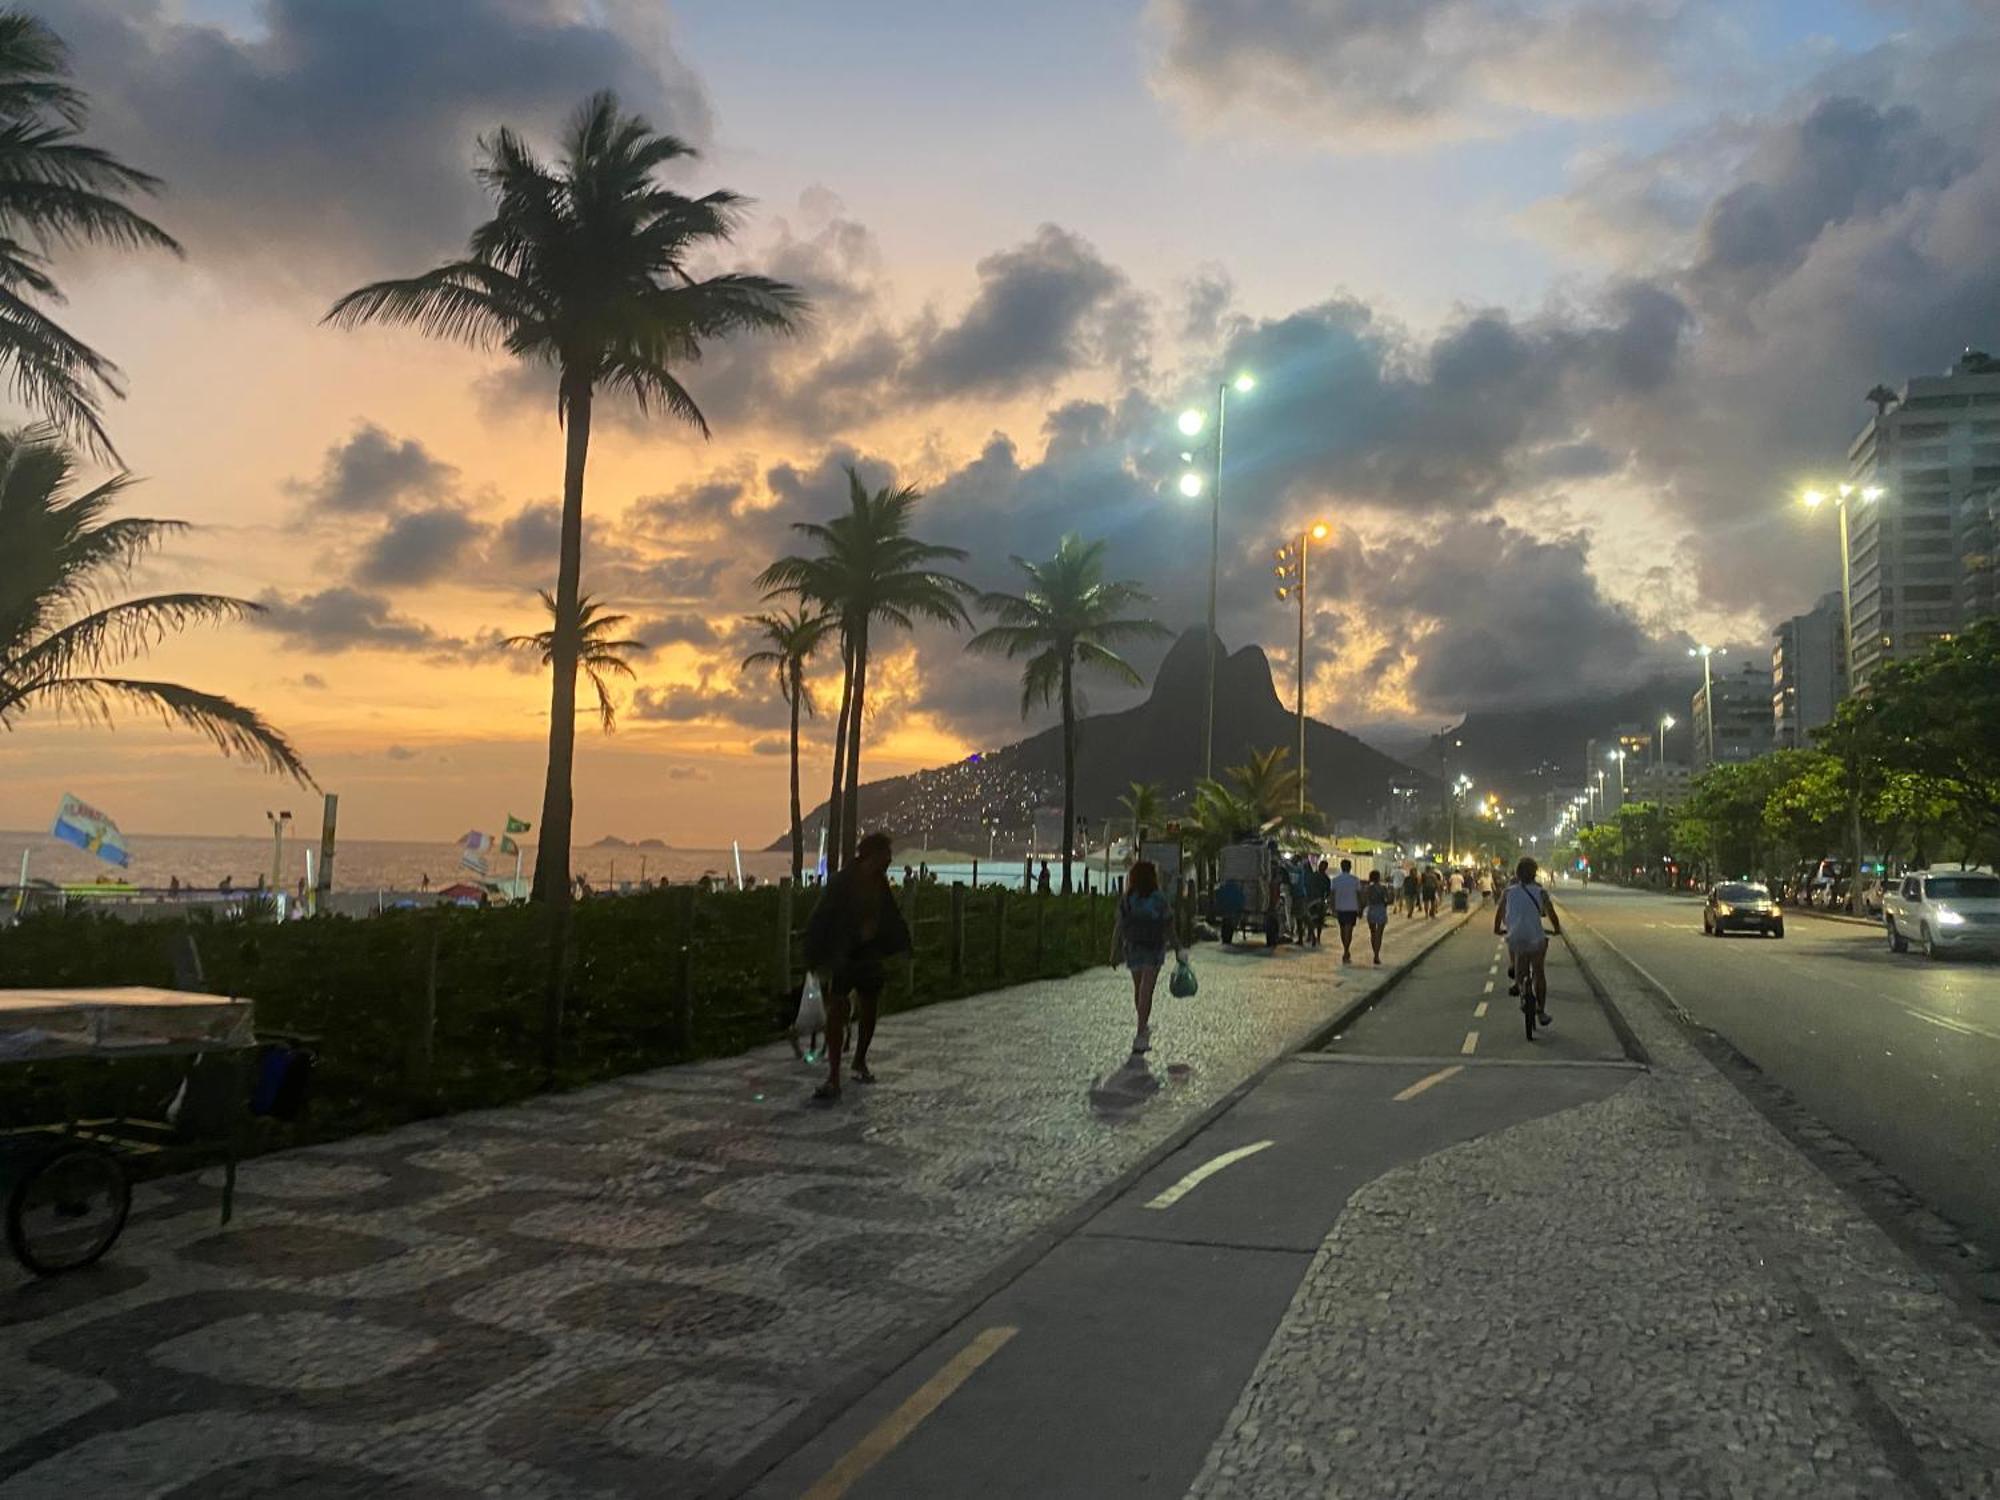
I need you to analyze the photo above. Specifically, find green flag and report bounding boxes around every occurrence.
[505,815,530,834]
[499,835,519,856]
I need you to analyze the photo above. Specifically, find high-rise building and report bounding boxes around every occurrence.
[1631,762,1693,808]
[1772,591,1844,748]
[1959,481,1999,626]
[1694,661,1775,769]
[1845,350,2000,690]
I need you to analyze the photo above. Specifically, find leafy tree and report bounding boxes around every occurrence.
[1118,780,1163,847]
[741,605,832,883]
[326,92,804,917]
[1759,752,1845,869]
[0,13,182,456]
[506,592,642,732]
[1222,746,1323,835]
[0,427,308,780]
[757,469,972,871]
[968,533,1168,893]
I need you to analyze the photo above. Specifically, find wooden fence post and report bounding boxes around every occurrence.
[949,882,967,983]
[992,888,1008,976]
[672,885,696,1055]
[775,879,794,995]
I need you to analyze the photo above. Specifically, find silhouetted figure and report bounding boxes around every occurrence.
[1038,861,1052,896]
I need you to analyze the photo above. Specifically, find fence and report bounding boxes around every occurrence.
[0,880,1112,1143]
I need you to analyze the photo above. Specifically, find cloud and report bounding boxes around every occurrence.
[750,737,789,756]
[665,764,709,782]
[288,424,457,514]
[297,672,328,691]
[352,505,488,587]
[39,0,713,274]
[250,587,467,656]
[385,744,418,761]
[634,613,718,649]
[628,676,794,732]
[1146,0,1710,148]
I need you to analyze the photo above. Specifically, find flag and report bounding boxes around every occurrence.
[499,835,519,856]
[459,830,495,852]
[460,849,491,876]
[52,794,130,867]
[505,815,530,834]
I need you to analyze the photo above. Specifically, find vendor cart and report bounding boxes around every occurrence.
[1,987,257,1276]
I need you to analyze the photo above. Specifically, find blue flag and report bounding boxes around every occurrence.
[52,793,130,867]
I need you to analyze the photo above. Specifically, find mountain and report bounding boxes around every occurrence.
[1411,674,1704,789]
[773,628,1431,853]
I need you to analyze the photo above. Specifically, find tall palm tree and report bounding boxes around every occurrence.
[506,591,643,732]
[0,427,309,780]
[0,13,182,458]
[968,533,1168,893]
[1196,746,1323,844]
[1865,384,1900,421]
[758,469,972,870]
[326,92,804,917]
[1118,780,1163,847]
[742,605,832,883]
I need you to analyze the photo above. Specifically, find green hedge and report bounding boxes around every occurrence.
[0,883,1115,1144]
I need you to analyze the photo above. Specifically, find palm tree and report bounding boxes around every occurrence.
[0,13,182,458]
[326,93,804,917]
[742,605,832,882]
[1865,384,1900,421]
[0,427,308,780]
[968,533,1169,893]
[506,591,643,732]
[758,469,972,870]
[1225,746,1317,824]
[1118,780,1163,847]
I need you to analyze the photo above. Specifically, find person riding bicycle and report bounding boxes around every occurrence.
[1495,856,1561,1030]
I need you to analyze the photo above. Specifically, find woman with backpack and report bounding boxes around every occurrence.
[1112,859,1179,1056]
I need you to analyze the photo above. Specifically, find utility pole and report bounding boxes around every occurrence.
[1274,522,1329,815]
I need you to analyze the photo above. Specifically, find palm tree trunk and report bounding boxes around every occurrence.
[825,634,853,875]
[534,372,591,1076]
[1060,649,1076,895]
[787,673,804,884]
[843,618,869,864]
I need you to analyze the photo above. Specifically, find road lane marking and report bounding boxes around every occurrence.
[803,1325,1018,1499]
[1461,1031,1480,1055]
[1142,1140,1275,1210]
[1394,1065,1465,1101]
[1474,1001,1489,1018]
[1482,979,1494,994]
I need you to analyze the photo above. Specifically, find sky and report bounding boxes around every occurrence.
[3,0,1997,846]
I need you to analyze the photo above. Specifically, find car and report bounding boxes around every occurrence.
[1882,869,2000,959]
[1703,880,1784,938]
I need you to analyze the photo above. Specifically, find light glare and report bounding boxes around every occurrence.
[1177,409,1204,436]
[1178,472,1203,498]
[1233,373,1256,393]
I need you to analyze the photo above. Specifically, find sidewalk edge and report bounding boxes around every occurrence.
[706,911,1472,1499]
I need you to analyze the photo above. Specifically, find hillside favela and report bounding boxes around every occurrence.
[3,4,2000,1497]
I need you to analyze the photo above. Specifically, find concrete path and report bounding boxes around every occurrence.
[0,914,1462,1499]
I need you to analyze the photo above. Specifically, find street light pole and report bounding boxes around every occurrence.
[1178,375,1255,786]
[1688,644,1725,765]
[1658,714,1675,770]
[1802,483,1882,909]
[1274,521,1329,815]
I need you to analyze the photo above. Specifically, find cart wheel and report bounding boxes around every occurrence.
[7,1143,130,1276]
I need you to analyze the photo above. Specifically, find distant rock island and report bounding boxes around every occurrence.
[589,835,670,849]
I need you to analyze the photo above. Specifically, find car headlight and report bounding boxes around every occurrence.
[1714,904,1733,916]
[1936,908,1966,927]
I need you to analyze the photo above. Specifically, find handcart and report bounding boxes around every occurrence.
[1,987,257,1276]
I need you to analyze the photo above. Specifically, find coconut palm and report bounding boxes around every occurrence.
[742,605,833,883]
[0,427,308,780]
[0,12,182,457]
[1118,780,1163,847]
[1865,384,1900,421]
[506,591,643,732]
[757,469,972,870]
[325,91,805,917]
[968,534,1169,894]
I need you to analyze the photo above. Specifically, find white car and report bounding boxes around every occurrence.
[1882,869,2000,959]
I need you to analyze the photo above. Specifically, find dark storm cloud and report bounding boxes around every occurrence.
[490,502,561,572]
[633,613,718,650]
[1147,0,1707,147]
[352,505,488,588]
[627,676,793,733]
[250,587,466,655]
[288,424,457,514]
[37,0,712,272]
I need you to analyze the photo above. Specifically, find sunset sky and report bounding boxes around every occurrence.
[3,0,1996,847]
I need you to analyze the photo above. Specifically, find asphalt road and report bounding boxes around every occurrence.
[1559,883,2000,1252]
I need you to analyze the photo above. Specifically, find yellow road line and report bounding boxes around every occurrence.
[1393,1064,1464,1101]
[1474,1001,1488,1018]
[803,1326,1019,1499]
[1143,1140,1275,1210]
[1461,1031,1480,1055]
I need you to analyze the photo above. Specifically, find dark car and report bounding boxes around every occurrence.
[1704,881,1784,938]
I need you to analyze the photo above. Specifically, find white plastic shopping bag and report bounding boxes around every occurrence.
[794,971,827,1036]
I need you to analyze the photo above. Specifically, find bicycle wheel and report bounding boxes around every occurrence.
[6,1143,130,1275]
[1522,992,1538,1042]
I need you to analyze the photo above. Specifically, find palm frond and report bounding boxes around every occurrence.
[18,674,312,784]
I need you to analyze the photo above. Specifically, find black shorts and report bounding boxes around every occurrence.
[1336,910,1359,934]
[830,969,885,1004]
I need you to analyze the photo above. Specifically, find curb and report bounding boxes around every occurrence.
[706,908,1472,1499]
[1559,927,1653,1068]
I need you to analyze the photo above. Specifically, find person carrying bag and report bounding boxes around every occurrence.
[1112,860,1180,1056]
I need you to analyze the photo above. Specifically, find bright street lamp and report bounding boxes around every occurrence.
[1174,371,1255,781]
[1798,479,1882,909]
[1658,713,1676,769]
[1688,643,1726,765]
[1608,748,1627,806]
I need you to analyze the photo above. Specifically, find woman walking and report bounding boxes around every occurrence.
[803,830,911,1102]
[1365,869,1391,964]
[1113,859,1177,1056]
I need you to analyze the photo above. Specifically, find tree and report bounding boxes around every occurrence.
[1222,746,1322,837]
[506,591,642,732]
[0,13,182,457]
[326,93,804,915]
[968,534,1168,893]
[758,469,972,871]
[1759,751,1845,871]
[0,427,309,780]
[742,605,832,883]
[1865,384,1900,420]
[1118,780,1163,847]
